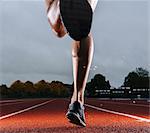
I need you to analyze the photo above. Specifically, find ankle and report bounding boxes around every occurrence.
[70,95,84,105]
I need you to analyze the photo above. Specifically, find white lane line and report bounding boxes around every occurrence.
[114,101,148,108]
[97,101,149,108]
[0,101,26,106]
[0,99,56,120]
[1,99,49,106]
[0,100,24,103]
[85,104,150,123]
[92,99,149,108]
[0,98,49,103]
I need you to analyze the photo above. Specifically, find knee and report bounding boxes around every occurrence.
[72,48,88,64]
[81,33,92,41]
[53,29,66,38]
[51,25,67,38]
[72,41,80,58]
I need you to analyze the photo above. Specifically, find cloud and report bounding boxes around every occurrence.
[0,0,148,87]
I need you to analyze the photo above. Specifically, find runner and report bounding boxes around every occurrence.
[45,0,98,127]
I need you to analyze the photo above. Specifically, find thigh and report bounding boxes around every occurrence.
[47,0,60,26]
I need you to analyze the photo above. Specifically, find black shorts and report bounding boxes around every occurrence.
[60,0,93,41]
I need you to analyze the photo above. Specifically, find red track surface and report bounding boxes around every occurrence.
[0,98,150,133]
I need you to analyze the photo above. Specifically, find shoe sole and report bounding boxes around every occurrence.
[66,112,86,127]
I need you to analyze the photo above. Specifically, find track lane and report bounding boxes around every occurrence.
[85,99,150,119]
[0,99,53,117]
[0,99,149,133]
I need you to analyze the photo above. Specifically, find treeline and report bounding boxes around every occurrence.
[0,67,149,99]
[0,80,70,99]
[86,67,149,98]
[124,67,149,89]
[86,74,111,97]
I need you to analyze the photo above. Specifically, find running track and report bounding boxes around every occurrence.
[0,98,150,133]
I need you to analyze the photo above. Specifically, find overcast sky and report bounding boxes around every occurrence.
[0,0,149,87]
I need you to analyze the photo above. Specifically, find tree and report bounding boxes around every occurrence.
[7,80,70,98]
[123,67,150,89]
[24,81,36,97]
[10,80,26,97]
[49,81,69,97]
[0,84,9,98]
[136,67,149,77]
[34,80,51,97]
[86,74,111,97]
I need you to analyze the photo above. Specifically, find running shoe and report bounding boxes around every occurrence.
[66,101,86,127]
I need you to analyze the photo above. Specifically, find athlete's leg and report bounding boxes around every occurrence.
[45,0,67,37]
[47,15,66,37]
[71,33,94,105]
